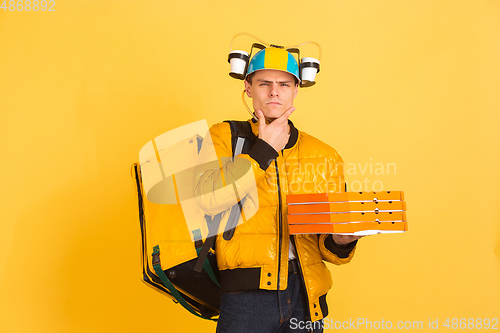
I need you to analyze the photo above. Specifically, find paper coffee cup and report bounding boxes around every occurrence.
[229,50,249,79]
[300,57,320,86]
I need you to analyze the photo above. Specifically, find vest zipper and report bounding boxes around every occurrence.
[274,158,283,290]
[291,235,313,327]
[276,152,314,329]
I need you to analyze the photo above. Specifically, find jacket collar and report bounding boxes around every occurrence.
[250,117,299,150]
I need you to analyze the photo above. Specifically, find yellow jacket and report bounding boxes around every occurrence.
[194,118,358,322]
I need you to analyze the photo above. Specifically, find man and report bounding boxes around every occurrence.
[194,46,362,333]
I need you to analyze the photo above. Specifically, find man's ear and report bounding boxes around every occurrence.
[244,80,252,98]
[293,84,299,99]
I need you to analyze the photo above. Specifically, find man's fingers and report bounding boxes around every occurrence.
[277,107,295,123]
[256,110,266,127]
[332,234,365,246]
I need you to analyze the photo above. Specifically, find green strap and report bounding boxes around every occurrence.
[152,245,217,321]
[196,247,220,287]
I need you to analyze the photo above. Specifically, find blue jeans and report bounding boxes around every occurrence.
[216,260,324,333]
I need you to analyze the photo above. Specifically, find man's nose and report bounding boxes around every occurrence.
[269,83,279,96]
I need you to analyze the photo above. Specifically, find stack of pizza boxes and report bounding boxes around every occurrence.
[286,191,407,235]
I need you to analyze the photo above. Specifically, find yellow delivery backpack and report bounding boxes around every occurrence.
[130,120,255,321]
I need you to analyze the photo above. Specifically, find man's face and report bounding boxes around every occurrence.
[244,69,298,122]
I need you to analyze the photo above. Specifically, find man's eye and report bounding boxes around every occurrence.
[281,84,289,87]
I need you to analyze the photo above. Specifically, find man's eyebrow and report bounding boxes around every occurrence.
[256,79,293,83]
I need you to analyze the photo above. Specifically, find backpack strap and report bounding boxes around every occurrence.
[152,245,217,321]
[193,121,256,273]
[193,214,222,273]
[222,121,255,240]
[225,120,256,158]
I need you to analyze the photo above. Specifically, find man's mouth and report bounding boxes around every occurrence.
[267,102,282,105]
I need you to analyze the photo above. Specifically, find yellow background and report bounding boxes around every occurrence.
[1,0,499,332]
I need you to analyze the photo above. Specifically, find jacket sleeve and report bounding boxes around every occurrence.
[319,234,358,265]
[319,149,358,265]
[193,122,278,216]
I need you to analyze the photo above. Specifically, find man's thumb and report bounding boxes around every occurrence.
[256,110,265,125]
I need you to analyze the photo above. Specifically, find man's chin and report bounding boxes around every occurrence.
[261,108,287,122]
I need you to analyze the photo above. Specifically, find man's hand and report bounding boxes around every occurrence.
[256,107,295,152]
[332,234,364,247]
